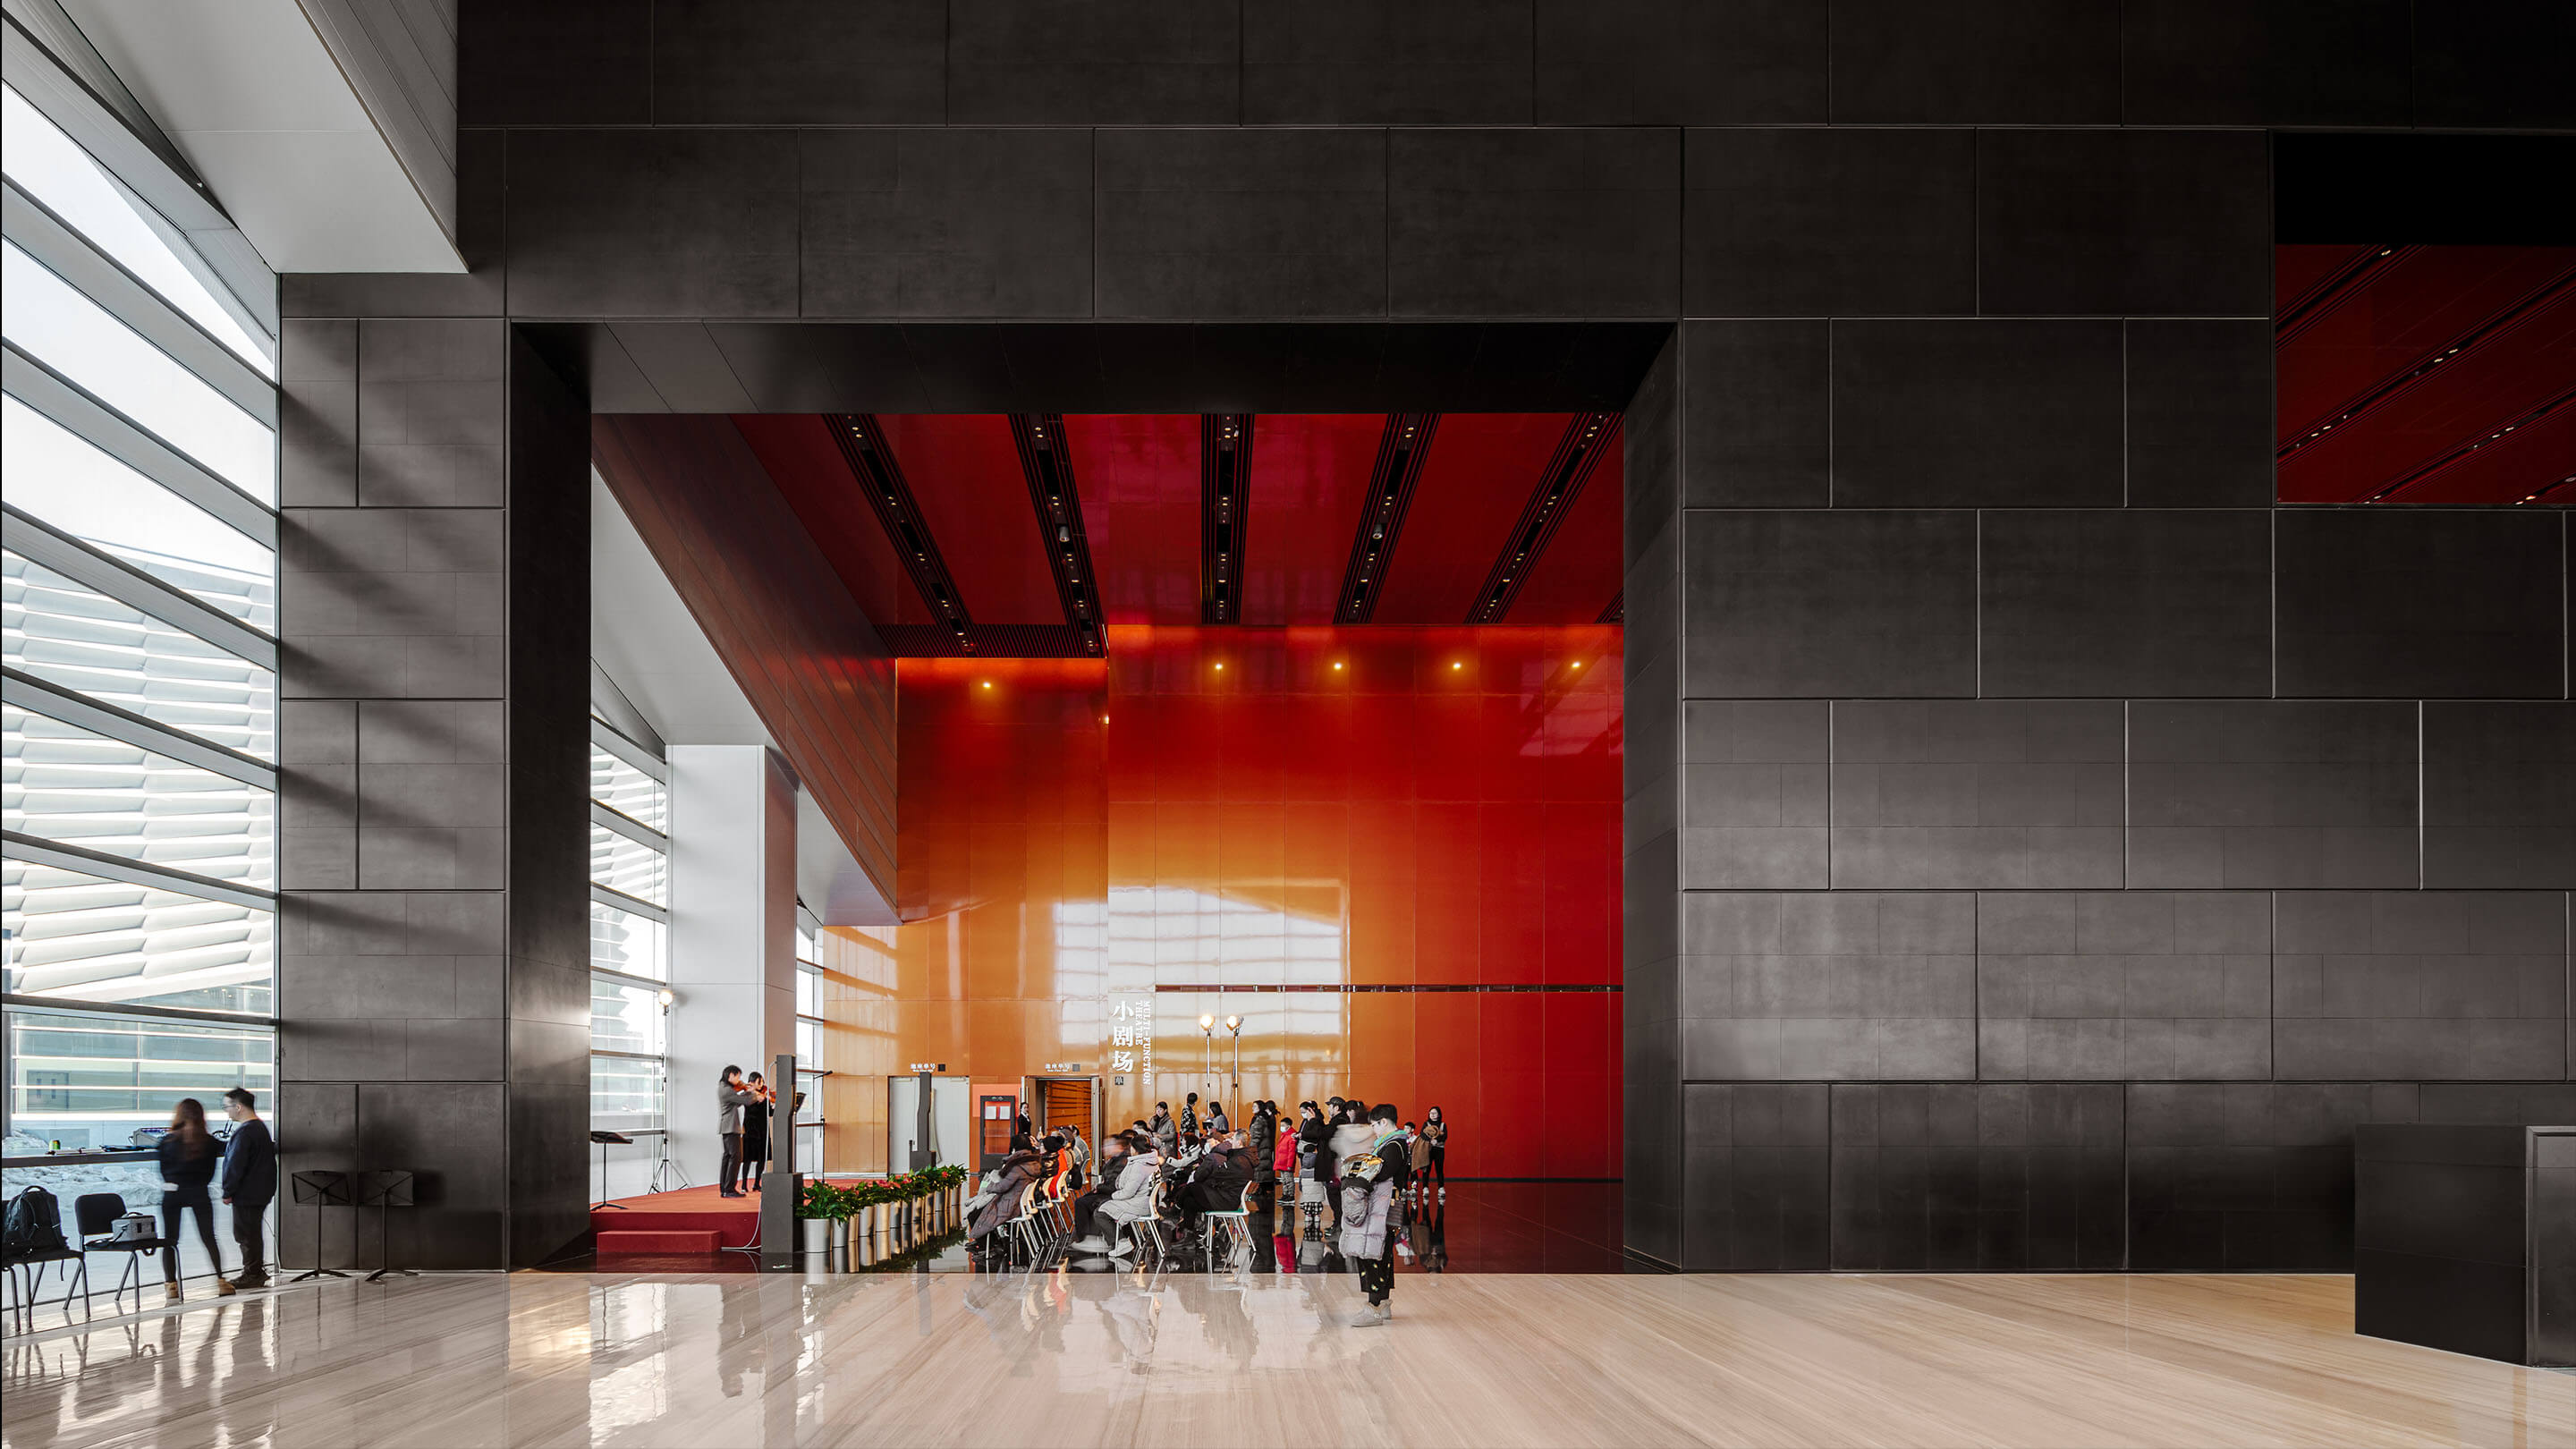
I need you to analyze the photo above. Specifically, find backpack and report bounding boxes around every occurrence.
[4,1185,70,1257]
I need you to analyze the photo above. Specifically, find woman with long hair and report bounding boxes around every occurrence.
[1422,1106,1448,1192]
[739,1072,772,1192]
[156,1097,227,1300]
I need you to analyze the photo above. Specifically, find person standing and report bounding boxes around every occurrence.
[716,1065,760,1199]
[218,1087,276,1289]
[738,1072,773,1193]
[1341,1105,1411,1326]
[1422,1106,1448,1193]
[1148,1102,1178,1157]
[156,1098,225,1301]
[1204,1099,1230,1136]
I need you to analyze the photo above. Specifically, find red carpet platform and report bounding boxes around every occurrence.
[591,1183,770,1254]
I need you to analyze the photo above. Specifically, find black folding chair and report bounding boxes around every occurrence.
[3,1208,89,1329]
[73,1193,168,1309]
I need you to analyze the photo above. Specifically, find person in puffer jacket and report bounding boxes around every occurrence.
[1336,1105,1411,1327]
[1092,1137,1165,1258]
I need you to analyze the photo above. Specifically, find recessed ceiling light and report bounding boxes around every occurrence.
[1332,662,1343,671]
[980,682,993,690]
[1571,661,1582,670]
[1451,661,1463,671]
[1214,662,1224,671]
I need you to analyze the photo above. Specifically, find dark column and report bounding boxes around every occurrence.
[275,317,590,1271]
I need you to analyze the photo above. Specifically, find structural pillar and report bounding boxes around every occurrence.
[665,745,799,1186]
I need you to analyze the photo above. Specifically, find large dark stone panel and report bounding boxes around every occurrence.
[1830,320,2123,508]
[2127,1081,2419,1271]
[1095,130,1386,318]
[1682,701,1827,889]
[1977,892,2271,1081]
[504,130,800,318]
[1830,700,2125,889]
[1681,1083,1829,1269]
[1682,129,1974,317]
[358,1081,506,1271]
[1831,1083,2123,1271]
[800,131,1091,318]
[2121,0,2410,125]
[1681,892,1976,1080]
[1979,510,2271,698]
[2125,320,2275,508]
[1387,129,1680,319]
[2424,703,2576,889]
[1683,511,1977,699]
[2275,892,2566,1082]
[458,0,648,124]
[1247,1,1531,124]
[2128,700,2419,889]
[1537,0,1826,123]
[2414,0,2576,130]
[1976,130,2271,318]
[281,507,508,701]
[357,320,505,508]
[2276,510,2564,700]
[949,0,1239,123]
[1681,321,1828,508]
[281,319,357,508]
[1828,0,2121,124]
[2355,1124,2550,1365]
[651,0,945,123]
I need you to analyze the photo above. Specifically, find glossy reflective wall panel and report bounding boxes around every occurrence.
[817,626,1622,1178]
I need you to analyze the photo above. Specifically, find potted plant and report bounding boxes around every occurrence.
[796,1180,840,1255]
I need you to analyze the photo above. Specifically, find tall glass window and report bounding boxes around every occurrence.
[588,716,668,1138]
[2,67,279,1298]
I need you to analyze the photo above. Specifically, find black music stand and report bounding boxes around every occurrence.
[355,1171,418,1283]
[589,1130,634,1211]
[288,1171,353,1283]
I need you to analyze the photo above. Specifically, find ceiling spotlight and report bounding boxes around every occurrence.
[980,681,993,690]
[1332,662,1343,671]
[1570,661,1582,670]
[1452,661,1463,671]
[1214,662,1224,671]
[1102,715,1110,724]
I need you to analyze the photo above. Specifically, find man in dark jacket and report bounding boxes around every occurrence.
[219,1086,277,1288]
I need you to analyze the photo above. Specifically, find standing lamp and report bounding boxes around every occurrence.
[1224,1014,1242,1095]
[1199,1014,1216,1095]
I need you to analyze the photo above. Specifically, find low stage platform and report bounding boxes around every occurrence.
[590,1182,802,1254]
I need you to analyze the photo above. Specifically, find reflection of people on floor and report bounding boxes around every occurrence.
[1194,1276,1259,1368]
[1409,1191,1445,1272]
[716,1280,761,1397]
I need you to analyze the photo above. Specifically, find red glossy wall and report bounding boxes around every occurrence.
[877,624,1623,1180]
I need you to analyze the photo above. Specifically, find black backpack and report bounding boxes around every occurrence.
[4,1185,70,1258]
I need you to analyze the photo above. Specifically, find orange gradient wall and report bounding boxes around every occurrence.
[823,626,1622,1179]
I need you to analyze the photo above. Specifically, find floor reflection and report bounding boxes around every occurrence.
[6,1264,2565,1448]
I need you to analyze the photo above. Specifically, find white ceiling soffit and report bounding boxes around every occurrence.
[59,0,461,273]
[798,790,895,928]
[591,470,897,929]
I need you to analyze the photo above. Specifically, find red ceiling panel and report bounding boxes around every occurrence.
[1068,413,1201,625]
[872,415,1064,624]
[2381,399,2576,504]
[1239,414,1383,625]
[2275,245,2576,504]
[2275,243,2378,316]
[732,413,929,625]
[1369,414,1574,625]
[1506,419,1624,623]
[2281,288,2575,503]
[2278,247,2576,445]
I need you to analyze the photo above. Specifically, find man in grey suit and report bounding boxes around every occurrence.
[716,1064,761,1199]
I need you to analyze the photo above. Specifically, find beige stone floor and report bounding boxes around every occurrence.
[3,1267,2568,1447]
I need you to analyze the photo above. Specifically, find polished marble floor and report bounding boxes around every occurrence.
[4,1267,2567,1448]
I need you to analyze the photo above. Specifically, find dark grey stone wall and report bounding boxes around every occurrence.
[270,0,2571,1268]
[275,318,591,1271]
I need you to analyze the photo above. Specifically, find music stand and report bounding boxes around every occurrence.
[288,1172,352,1282]
[354,1171,419,1284]
[589,1130,633,1211]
